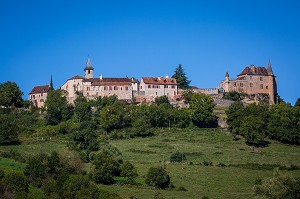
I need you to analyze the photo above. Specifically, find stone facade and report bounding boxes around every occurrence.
[29,85,51,108]
[139,76,178,100]
[217,60,278,104]
[61,58,136,104]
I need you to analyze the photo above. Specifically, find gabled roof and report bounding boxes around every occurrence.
[238,65,270,76]
[29,85,50,94]
[142,77,177,85]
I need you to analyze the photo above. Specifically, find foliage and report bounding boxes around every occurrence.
[145,166,171,189]
[155,95,170,106]
[45,89,73,125]
[92,152,121,184]
[255,169,300,199]
[0,81,23,108]
[182,89,194,103]
[226,102,269,146]
[74,92,93,122]
[3,170,29,198]
[189,93,217,128]
[295,98,300,107]
[268,103,300,144]
[172,64,191,89]
[222,91,241,101]
[170,152,187,163]
[120,161,138,183]
[0,113,20,145]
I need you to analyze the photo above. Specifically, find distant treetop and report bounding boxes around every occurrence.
[172,64,191,89]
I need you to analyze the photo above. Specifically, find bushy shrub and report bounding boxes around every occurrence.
[3,170,29,198]
[145,166,171,189]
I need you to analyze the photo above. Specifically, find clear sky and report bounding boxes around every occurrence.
[1,0,299,104]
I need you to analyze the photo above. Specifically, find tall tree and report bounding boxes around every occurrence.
[45,89,73,125]
[295,98,300,107]
[172,64,191,89]
[0,81,23,108]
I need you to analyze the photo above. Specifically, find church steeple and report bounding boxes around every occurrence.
[84,56,94,79]
[225,71,229,81]
[49,75,54,90]
[267,59,274,75]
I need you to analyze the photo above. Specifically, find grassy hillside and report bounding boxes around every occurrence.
[1,128,300,198]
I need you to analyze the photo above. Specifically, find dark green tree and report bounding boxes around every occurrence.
[74,93,92,122]
[45,89,73,125]
[172,64,191,89]
[226,101,245,139]
[0,113,20,145]
[189,93,217,128]
[268,103,300,144]
[92,152,120,185]
[145,166,171,189]
[121,161,138,184]
[155,95,170,106]
[223,91,241,101]
[295,98,300,107]
[182,89,194,103]
[0,81,23,108]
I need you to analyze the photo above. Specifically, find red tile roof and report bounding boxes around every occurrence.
[238,66,269,76]
[68,75,85,80]
[84,78,132,86]
[142,77,177,85]
[29,85,50,94]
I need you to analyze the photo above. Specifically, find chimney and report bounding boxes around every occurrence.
[158,76,161,80]
[99,74,103,80]
[165,74,169,78]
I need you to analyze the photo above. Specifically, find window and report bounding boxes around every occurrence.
[156,92,157,95]
[140,86,142,89]
[114,86,118,90]
[40,99,44,102]
[171,85,175,89]
[88,70,90,74]
[260,77,263,81]
[164,85,168,88]
[125,86,129,91]
[104,86,108,91]
[96,92,98,96]
[250,76,252,80]
[87,87,90,91]
[234,82,237,87]
[148,85,151,88]
[41,93,43,96]
[266,86,269,89]
[87,92,89,96]
[240,83,243,87]
[109,86,112,91]
[121,87,123,91]
[260,84,263,89]
[250,83,253,87]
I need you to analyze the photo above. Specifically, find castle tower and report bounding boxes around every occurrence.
[84,56,94,79]
[225,71,229,81]
[267,60,277,104]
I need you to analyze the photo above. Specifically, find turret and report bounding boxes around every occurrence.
[84,56,94,79]
[267,59,274,76]
[225,71,229,81]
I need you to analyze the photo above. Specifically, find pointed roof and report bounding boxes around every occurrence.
[29,85,51,94]
[84,56,94,70]
[225,71,229,77]
[267,59,274,75]
[49,75,53,90]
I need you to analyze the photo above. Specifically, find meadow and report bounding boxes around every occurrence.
[1,128,300,198]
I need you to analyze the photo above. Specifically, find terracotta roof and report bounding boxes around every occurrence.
[238,66,269,76]
[142,77,177,85]
[29,85,50,94]
[68,75,85,80]
[83,77,132,86]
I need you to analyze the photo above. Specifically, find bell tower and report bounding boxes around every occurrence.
[84,56,94,79]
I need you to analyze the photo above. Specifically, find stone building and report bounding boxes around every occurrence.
[61,57,137,103]
[217,60,278,104]
[29,76,53,108]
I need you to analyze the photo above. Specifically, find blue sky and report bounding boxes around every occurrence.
[0,0,299,104]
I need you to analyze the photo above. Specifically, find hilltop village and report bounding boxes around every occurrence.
[29,57,278,108]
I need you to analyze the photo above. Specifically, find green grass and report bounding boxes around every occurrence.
[0,157,26,170]
[1,128,300,198]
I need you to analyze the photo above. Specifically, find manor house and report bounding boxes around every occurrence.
[60,57,178,104]
[217,60,278,104]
